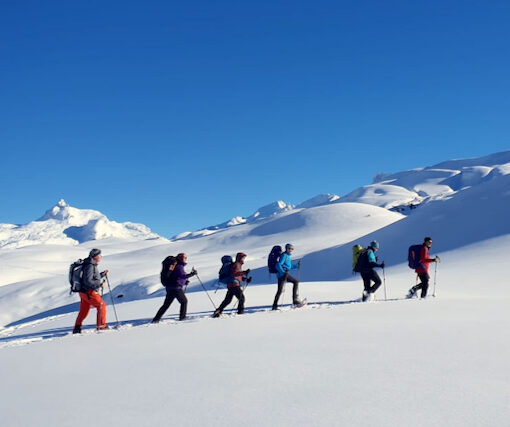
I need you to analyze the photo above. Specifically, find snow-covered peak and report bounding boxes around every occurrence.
[297,193,340,209]
[247,200,294,221]
[0,201,165,249]
[38,199,103,223]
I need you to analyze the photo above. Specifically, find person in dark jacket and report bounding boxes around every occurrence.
[407,237,439,298]
[73,248,109,333]
[359,241,385,302]
[152,253,197,323]
[213,252,251,317]
[272,243,302,310]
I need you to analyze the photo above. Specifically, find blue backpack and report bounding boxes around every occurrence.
[408,245,422,269]
[267,245,283,274]
[218,255,233,284]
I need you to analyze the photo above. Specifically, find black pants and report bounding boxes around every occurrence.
[361,270,382,294]
[217,287,245,314]
[273,273,299,309]
[412,273,429,298]
[153,288,188,322]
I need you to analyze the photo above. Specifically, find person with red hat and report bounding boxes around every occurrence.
[213,252,251,317]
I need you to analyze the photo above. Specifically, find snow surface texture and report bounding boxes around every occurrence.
[0,151,509,426]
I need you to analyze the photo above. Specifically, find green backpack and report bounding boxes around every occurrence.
[352,244,364,272]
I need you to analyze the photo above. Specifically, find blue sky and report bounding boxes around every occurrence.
[1,1,509,237]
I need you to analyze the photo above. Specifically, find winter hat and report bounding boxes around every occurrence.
[424,237,432,243]
[89,248,102,258]
[236,252,247,261]
[369,241,379,249]
[285,243,294,250]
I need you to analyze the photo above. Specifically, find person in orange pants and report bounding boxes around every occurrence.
[75,290,107,331]
[73,248,109,333]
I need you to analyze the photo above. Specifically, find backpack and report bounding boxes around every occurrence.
[69,259,85,293]
[408,245,422,269]
[267,245,283,274]
[352,244,364,272]
[218,255,233,284]
[161,255,178,286]
[353,248,369,273]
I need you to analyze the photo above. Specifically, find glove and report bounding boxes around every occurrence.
[191,267,197,276]
[185,280,190,286]
[380,262,385,269]
[435,255,441,263]
[245,269,251,275]
[246,277,252,284]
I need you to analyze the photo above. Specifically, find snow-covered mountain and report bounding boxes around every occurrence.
[0,199,165,249]
[340,150,510,212]
[175,150,510,236]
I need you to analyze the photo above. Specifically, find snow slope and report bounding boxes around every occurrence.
[0,151,509,426]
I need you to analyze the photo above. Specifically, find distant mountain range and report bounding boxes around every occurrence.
[175,150,510,239]
[1,150,509,248]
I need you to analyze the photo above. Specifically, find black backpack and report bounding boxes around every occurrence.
[267,245,283,274]
[408,245,422,269]
[353,250,369,273]
[218,255,233,284]
[69,259,85,294]
[160,255,178,286]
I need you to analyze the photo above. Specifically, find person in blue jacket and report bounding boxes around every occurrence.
[359,241,385,302]
[272,243,302,310]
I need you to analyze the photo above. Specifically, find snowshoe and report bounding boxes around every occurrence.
[293,298,308,308]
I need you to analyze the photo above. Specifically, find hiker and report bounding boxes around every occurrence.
[407,237,439,298]
[358,241,385,302]
[73,248,109,333]
[272,243,302,310]
[152,253,197,323]
[213,252,251,317]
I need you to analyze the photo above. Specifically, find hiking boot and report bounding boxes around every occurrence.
[406,287,417,299]
[362,290,369,302]
[97,325,110,331]
[72,326,81,334]
[293,299,302,306]
[212,309,221,318]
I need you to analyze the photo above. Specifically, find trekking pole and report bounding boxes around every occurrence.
[382,267,387,301]
[105,275,120,327]
[195,274,217,310]
[232,277,252,311]
[433,262,438,297]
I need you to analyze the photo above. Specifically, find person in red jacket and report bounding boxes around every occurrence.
[213,252,251,317]
[407,237,439,298]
